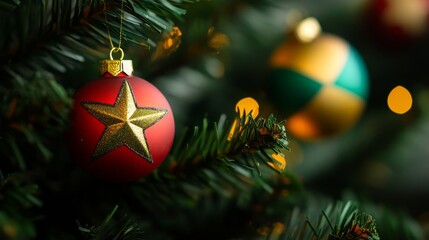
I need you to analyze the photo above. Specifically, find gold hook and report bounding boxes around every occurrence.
[109,47,124,60]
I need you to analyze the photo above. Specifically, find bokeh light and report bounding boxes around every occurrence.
[235,97,259,118]
[228,97,259,140]
[387,85,412,114]
[269,152,287,171]
[295,17,321,43]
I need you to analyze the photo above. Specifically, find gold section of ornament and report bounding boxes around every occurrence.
[270,34,348,85]
[286,85,364,139]
[99,59,133,76]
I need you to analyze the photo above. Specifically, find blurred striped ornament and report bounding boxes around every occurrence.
[268,33,369,140]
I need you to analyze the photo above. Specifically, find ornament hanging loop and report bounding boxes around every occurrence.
[100,47,133,77]
[100,0,132,77]
[110,47,124,60]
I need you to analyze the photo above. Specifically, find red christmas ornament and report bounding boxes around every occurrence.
[367,0,429,47]
[69,48,175,182]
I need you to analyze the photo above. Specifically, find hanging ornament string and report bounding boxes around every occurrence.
[99,0,132,76]
[103,0,125,56]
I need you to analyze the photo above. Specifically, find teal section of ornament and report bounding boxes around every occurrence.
[268,68,323,116]
[333,45,369,100]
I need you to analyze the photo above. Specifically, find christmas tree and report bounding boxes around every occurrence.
[1,0,428,239]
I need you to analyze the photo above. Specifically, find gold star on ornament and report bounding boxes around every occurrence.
[82,80,167,163]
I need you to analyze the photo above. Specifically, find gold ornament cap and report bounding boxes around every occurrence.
[99,47,134,76]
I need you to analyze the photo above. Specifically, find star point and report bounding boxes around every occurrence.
[82,80,167,163]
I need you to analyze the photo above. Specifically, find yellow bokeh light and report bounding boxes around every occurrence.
[235,97,259,118]
[268,153,286,171]
[387,85,412,114]
[228,97,259,140]
[295,17,321,43]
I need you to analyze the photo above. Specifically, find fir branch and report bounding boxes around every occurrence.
[329,212,379,240]
[167,113,289,175]
[360,201,424,240]
[0,0,20,16]
[1,0,195,82]
[0,171,41,240]
[260,200,380,240]
[99,114,294,237]
[311,201,379,240]
[78,205,145,240]
[0,71,71,170]
[133,113,290,213]
[158,113,291,201]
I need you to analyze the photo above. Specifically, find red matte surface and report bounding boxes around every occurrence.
[367,0,429,47]
[69,73,175,182]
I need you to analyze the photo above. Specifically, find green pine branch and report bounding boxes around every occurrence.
[252,191,425,240]
[1,0,194,82]
[166,113,289,174]
[0,71,71,170]
[0,0,20,16]
[258,200,380,240]
[0,171,42,240]
[356,198,425,240]
[124,114,294,236]
[149,113,291,199]
[78,205,145,240]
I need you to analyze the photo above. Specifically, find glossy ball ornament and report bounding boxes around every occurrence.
[69,53,175,182]
[367,0,429,46]
[268,33,369,140]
